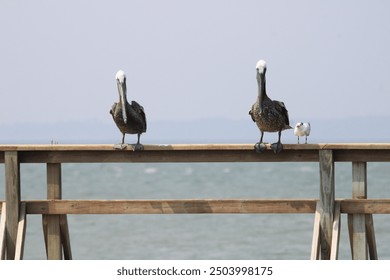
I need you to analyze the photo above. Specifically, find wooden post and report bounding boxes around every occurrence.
[348,162,370,259]
[44,163,63,260]
[5,151,21,260]
[319,150,335,260]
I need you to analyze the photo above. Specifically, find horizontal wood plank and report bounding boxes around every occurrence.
[340,199,390,214]
[1,143,390,151]
[15,150,319,163]
[26,199,318,214]
[24,199,390,215]
[0,144,390,163]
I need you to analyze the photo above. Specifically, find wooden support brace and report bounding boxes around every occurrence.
[5,151,21,260]
[14,202,27,260]
[60,215,72,260]
[42,215,48,258]
[310,202,321,260]
[0,203,6,260]
[330,202,341,260]
[365,214,378,260]
[43,217,72,259]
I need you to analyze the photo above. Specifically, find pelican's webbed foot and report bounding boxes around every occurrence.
[270,142,283,154]
[114,143,128,150]
[254,142,267,153]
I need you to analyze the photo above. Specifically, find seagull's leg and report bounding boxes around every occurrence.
[305,135,308,144]
[114,133,128,150]
[297,136,300,144]
[271,130,283,154]
[132,134,144,151]
[254,131,267,153]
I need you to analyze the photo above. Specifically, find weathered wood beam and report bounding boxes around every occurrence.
[5,151,21,260]
[310,202,321,260]
[26,199,317,215]
[330,202,341,260]
[366,214,378,260]
[1,143,390,151]
[59,215,72,260]
[349,162,368,260]
[24,199,390,215]
[44,163,62,260]
[0,203,6,260]
[319,150,335,260]
[1,144,390,163]
[16,150,319,163]
[341,199,390,214]
[14,202,26,260]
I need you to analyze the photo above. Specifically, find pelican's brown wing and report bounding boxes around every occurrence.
[131,101,147,132]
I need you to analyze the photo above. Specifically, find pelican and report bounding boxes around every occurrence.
[110,70,147,150]
[294,122,311,144]
[249,59,291,153]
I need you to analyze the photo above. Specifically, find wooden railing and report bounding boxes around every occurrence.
[1,143,390,260]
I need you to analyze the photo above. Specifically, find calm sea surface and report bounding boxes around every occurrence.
[1,162,390,260]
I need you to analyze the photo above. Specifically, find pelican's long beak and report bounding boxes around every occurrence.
[117,80,128,124]
[256,69,265,114]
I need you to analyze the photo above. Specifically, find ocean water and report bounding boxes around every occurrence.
[1,162,390,260]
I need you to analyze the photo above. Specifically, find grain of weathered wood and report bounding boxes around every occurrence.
[16,150,319,163]
[45,163,62,260]
[310,202,321,260]
[1,144,390,164]
[5,151,21,260]
[352,162,367,199]
[341,199,390,213]
[350,162,368,260]
[42,216,48,258]
[24,199,390,215]
[47,163,62,198]
[1,143,390,152]
[351,213,367,259]
[319,150,335,260]
[330,202,341,260]
[59,215,72,260]
[0,203,6,260]
[46,215,62,260]
[25,199,317,214]
[365,214,378,260]
[14,202,26,260]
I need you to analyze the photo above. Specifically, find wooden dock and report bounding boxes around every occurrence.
[1,143,390,260]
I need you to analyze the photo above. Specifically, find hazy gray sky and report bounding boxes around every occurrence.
[1,1,390,126]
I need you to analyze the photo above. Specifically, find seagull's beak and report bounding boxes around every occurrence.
[117,79,127,124]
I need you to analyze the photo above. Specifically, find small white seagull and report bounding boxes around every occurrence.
[294,122,311,144]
